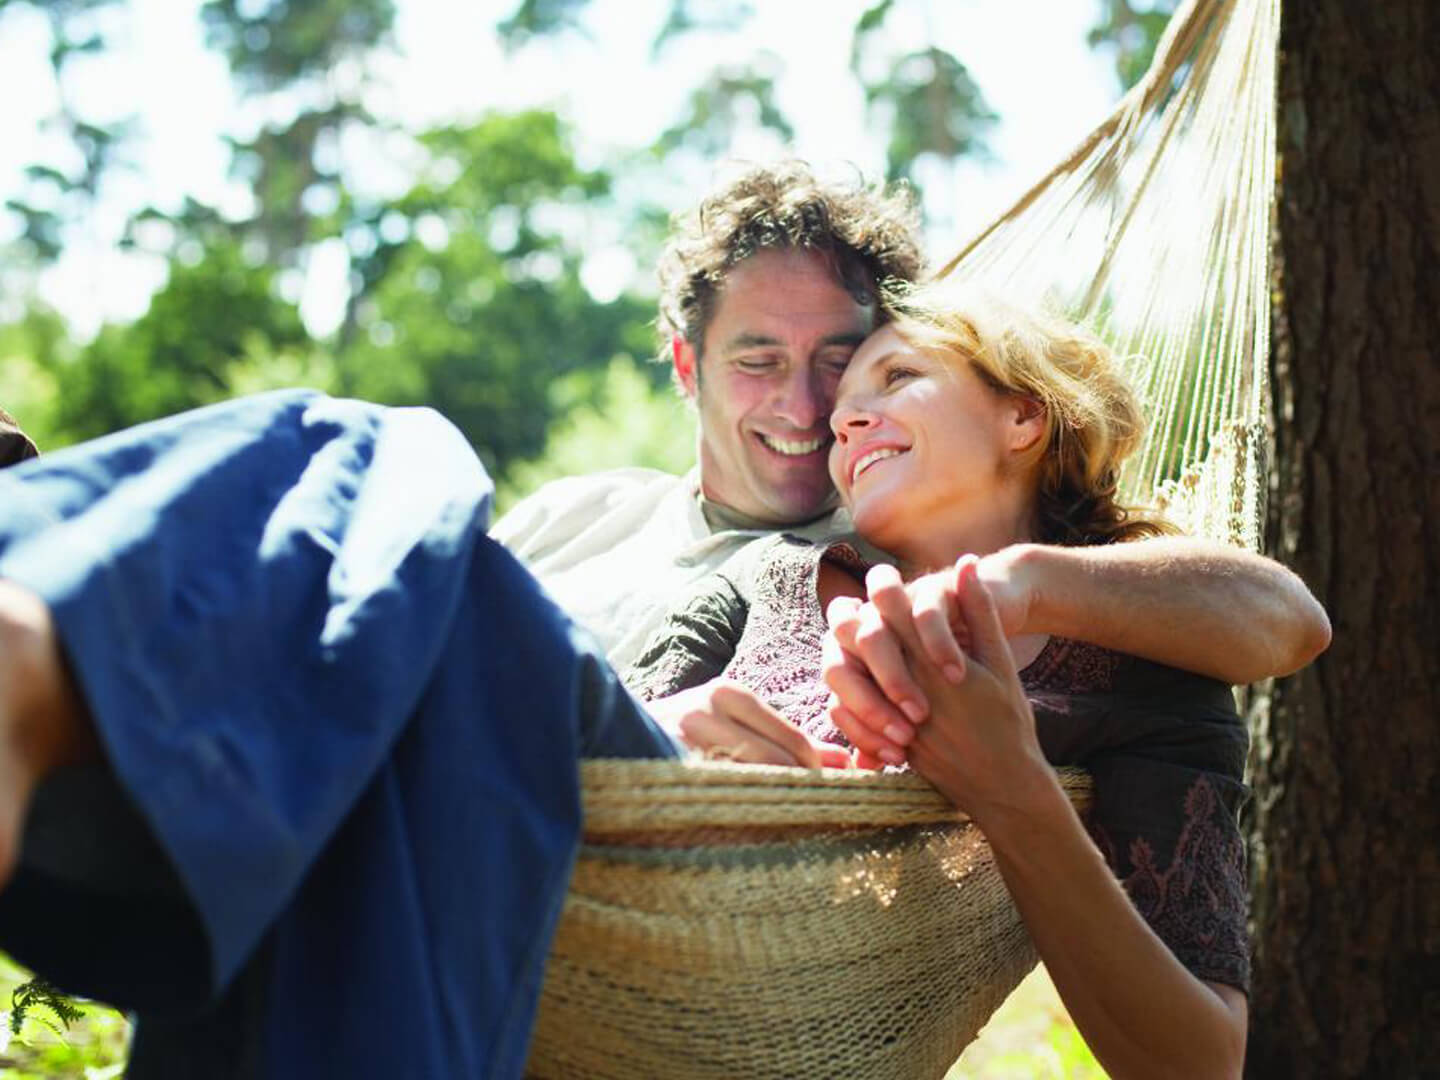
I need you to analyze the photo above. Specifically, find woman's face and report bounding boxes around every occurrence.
[828,324,1042,565]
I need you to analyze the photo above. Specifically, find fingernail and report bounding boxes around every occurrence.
[945,665,964,684]
[901,700,925,723]
[883,722,913,746]
[878,746,905,766]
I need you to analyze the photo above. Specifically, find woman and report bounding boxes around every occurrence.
[0,290,1265,1077]
[630,283,1251,1077]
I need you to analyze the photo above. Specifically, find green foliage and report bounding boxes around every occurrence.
[226,105,369,264]
[193,0,395,266]
[498,0,754,58]
[51,239,314,442]
[335,110,654,483]
[0,305,75,451]
[651,0,753,57]
[1,0,130,264]
[9,977,82,1039]
[496,0,592,53]
[497,354,695,512]
[865,46,997,185]
[946,966,1104,1078]
[1088,0,1180,90]
[654,53,793,158]
[849,0,896,72]
[201,0,395,89]
[0,955,128,1078]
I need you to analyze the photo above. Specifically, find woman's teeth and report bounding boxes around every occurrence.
[853,447,902,479]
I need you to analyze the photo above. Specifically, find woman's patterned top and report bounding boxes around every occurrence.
[626,533,1252,992]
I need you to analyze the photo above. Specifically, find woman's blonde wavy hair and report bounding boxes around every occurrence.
[886,281,1174,546]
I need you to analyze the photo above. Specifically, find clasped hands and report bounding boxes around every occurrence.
[652,551,1052,819]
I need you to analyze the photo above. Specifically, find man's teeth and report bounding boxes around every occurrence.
[761,435,826,456]
[854,447,903,478]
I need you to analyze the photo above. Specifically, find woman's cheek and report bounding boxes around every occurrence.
[828,445,848,501]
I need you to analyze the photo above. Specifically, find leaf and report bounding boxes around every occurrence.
[863,46,998,182]
[1087,0,1180,90]
[654,54,792,158]
[10,977,84,1040]
[849,0,896,73]
[496,0,593,54]
[651,0,754,58]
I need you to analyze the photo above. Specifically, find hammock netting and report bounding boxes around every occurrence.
[527,0,1279,1074]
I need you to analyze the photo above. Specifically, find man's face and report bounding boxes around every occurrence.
[674,248,876,525]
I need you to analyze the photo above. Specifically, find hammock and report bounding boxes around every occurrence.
[527,0,1279,1075]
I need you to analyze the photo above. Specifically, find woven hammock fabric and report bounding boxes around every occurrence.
[527,762,1091,1079]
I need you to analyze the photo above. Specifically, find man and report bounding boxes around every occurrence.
[496,161,1329,761]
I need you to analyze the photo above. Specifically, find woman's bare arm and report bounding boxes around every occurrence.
[831,559,1248,1078]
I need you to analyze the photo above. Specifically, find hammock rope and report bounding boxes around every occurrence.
[528,0,1280,1074]
[937,0,1279,551]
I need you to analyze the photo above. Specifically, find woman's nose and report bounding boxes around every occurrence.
[830,399,875,441]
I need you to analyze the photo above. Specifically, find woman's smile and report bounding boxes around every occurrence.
[850,445,908,484]
[829,324,1044,568]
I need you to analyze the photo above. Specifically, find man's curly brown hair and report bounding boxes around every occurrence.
[655,161,926,360]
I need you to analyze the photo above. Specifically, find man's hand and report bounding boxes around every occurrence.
[647,679,852,769]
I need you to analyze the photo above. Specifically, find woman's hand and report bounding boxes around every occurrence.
[899,558,1054,823]
[822,554,1040,738]
[829,560,1249,1077]
[825,557,1054,820]
[821,554,1044,773]
[647,679,852,769]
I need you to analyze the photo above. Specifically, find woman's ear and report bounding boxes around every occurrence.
[1008,396,1046,453]
[672,335,698,397]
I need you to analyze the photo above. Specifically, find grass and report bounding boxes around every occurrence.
[948,964,1108,1079]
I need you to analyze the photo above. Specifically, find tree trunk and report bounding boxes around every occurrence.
[1252,1,1440,1076]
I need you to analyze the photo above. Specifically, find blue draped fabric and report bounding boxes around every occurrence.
[0,391,676,1077]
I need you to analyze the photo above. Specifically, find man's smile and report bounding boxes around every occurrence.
[757,433,829,457]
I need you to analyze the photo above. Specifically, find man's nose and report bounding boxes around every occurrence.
[772,367,828,430]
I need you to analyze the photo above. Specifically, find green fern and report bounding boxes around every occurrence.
[10,976,85,1039]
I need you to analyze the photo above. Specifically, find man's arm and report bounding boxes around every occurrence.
[824,538,1330,737]
[981,536,1331,684]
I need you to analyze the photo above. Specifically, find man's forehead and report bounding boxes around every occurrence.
[706,250,876,348]
[715,326,870,355]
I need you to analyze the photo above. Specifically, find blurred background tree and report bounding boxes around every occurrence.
[0,0,1133,505]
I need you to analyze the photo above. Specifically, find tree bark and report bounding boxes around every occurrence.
[1253,1,1440,1076]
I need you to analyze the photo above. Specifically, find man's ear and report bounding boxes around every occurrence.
[1009,396,1046,453]
[672,335,699,397]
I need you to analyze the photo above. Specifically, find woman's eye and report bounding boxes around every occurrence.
[883,366,917,387]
